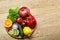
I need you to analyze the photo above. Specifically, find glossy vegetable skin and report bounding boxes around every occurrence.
[23,27,32,37]
[25,15,37,29]
[18,24,24,37]
[16,17,22,24]
[18,7,30,18]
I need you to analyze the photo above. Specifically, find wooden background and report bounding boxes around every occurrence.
[0,0,60,40]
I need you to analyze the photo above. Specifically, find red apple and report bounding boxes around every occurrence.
[18,7,31,18]
[16,17,22,24]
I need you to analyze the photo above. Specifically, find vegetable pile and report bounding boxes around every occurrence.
[4,6,37,38]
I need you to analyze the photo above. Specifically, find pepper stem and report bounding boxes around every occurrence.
[28,18,32,21]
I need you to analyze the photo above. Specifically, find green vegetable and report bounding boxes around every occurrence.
[7,7,20,23]
[9,29,14,35]
[8,29,19,36]
[16,30,19,35]
[14,30,19,35]
[18,24,24,37]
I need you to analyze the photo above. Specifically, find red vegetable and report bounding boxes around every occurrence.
[16,17,22,24]
[18,7,31,18]
[21,22,26,27]
[6,27,10,32]
[25,15,37,29]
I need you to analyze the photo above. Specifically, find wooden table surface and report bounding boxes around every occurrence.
[0,0,60,40]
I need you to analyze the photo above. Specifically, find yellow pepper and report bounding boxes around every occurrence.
[23,26,32,37]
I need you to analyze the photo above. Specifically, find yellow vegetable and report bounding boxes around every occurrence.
[4,19,12,28]
[23,27,32,37]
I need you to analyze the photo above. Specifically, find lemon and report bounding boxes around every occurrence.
[4,19,12,28]
[23,27,32,37]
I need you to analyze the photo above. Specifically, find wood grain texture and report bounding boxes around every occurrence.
[0,0,60,40]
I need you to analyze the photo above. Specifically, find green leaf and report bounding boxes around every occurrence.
[7,7,20,23]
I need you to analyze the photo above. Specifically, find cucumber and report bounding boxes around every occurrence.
[14,30,16,35]
[14,30,19,36]
[8,29,14,35]
[18,24,24,37]
[16,30,19,35]
[9,29,19,36]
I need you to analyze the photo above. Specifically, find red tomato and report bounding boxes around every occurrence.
[16,17,22,24]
